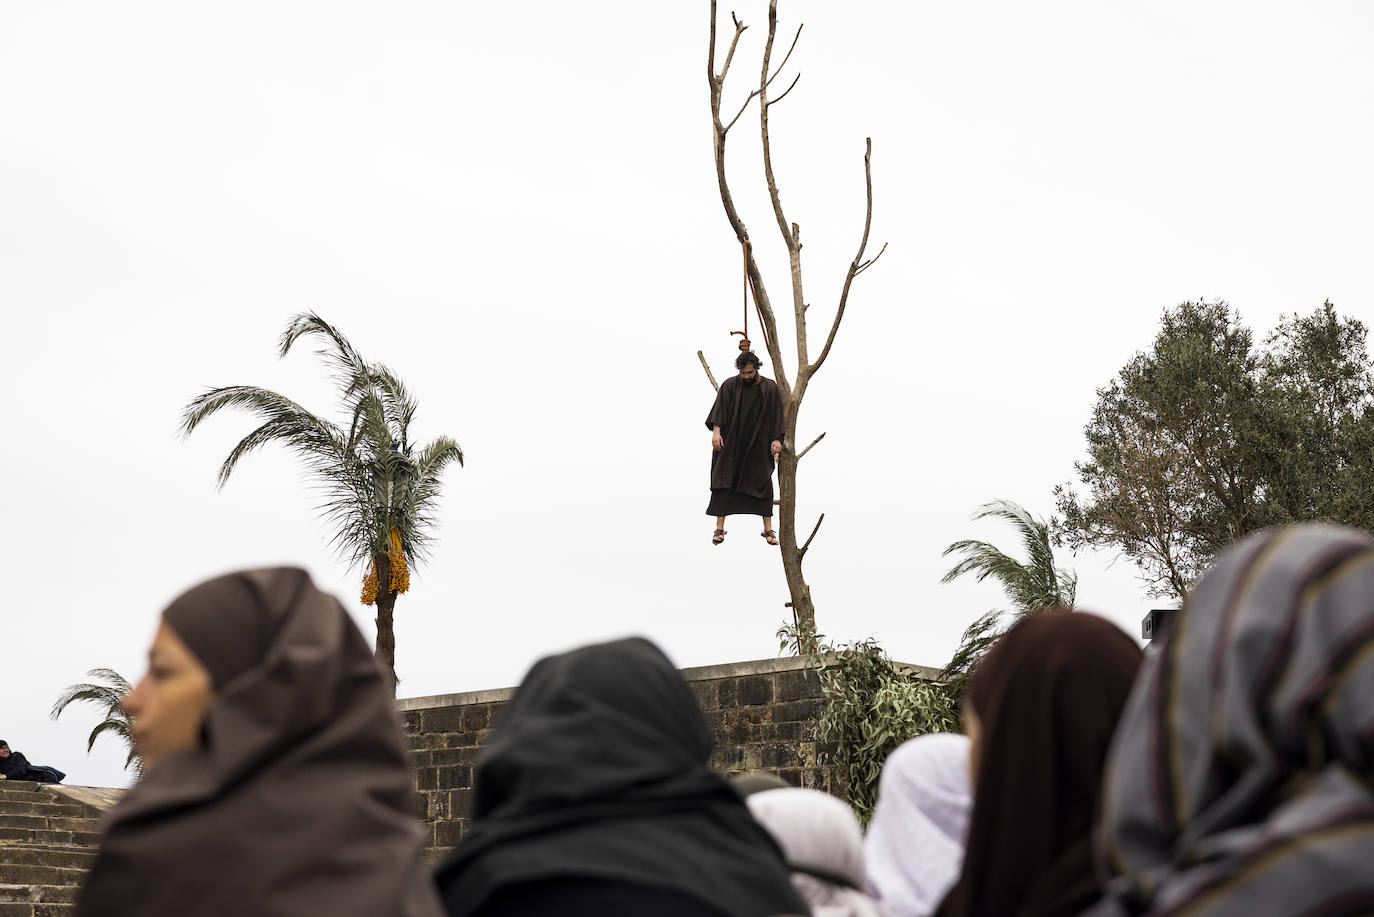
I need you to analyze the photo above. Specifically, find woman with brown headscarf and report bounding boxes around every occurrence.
[934,609,1142,917]
[76,567,443,917]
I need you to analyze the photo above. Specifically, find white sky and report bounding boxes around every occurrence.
[3,1,1372,788]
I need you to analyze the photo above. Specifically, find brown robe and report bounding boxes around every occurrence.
[705,374,785,501]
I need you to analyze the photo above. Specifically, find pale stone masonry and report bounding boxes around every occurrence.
[0,779,112,917]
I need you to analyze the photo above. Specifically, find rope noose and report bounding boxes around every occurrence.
[732,239,770,354]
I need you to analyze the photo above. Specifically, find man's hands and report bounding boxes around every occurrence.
[711,430,781,457]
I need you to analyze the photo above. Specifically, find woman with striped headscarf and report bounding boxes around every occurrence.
[1089,524,1374,915]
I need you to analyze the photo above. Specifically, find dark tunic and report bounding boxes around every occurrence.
[0,750,64,784]
[705,375,784,517]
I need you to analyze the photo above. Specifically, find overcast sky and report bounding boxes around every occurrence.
[4,1,1372,788]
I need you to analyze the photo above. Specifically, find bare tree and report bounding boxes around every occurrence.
[703,1,886,646]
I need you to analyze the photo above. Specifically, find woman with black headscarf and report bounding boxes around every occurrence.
[434,637,808,917]
[1088,524,1374,915]
[934,609,1142,917]
[76,567,443,917]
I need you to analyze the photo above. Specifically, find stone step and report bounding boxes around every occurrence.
[0,884,78,903]
[0,849,93,870]
[0,783,44,795]
[0,829,100,849]
[31,822,94,837]
[0,903,75,916]
[0,797,64,808]
[0,820,97,839]
[0,823,41,835]
[0,804,85,821]
[0,864,85,889]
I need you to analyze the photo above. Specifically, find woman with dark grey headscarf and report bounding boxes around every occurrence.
[1088,524,1374,916]
[934,610,1142,917]
[434,637,807,917]
[76,567,443,917]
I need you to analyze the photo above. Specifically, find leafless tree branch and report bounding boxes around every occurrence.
[798,513,825,559]
[796,431,826,459]
[708,0,790,400]
[769,72,802,106]
[724,89,762,133]
[766,24,803,88]
[697,350,720,392]
[853,241,889,277]
[811,136,884,374]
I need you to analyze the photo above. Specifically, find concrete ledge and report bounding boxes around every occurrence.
[52,786,123,813]
[398,655,941,712]
[397,686,516,712]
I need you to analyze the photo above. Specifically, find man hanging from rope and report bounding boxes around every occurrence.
[706,350,784,546]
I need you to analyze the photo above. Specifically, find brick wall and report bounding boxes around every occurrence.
[400,656,943,865]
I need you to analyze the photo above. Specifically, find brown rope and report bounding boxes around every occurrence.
[733,239,770,354]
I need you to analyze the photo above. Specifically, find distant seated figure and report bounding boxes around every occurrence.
[746,786,894,917]
[75,567,443,917]
[434,637,808,917]
[0,740,65,784]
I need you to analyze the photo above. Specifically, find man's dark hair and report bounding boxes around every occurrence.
[735,351,762,371]
[0,741,7,749]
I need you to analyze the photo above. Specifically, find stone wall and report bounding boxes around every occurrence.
[400,655,938,864]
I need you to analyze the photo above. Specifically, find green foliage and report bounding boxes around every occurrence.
[940,500,1076,699]
[50,668,141,775]
[1056,300,1374,597]
[779,623,959,825]
[180,313,463,580]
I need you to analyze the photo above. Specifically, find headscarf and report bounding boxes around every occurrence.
[434,637,808,917]
[1089,524,1374,916]
[936,610,1142,917]
[747,787,893,917]
[76,567,443,917]
[864,733,971,917]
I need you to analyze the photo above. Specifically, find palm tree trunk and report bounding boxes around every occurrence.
[374,554,399,694]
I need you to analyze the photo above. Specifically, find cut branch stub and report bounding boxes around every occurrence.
[797,431,826,459]
[697,350,720,392]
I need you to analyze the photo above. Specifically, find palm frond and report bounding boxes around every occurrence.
[50,686,121,720]
[184,314,462,587]
[369,363,418,449]
[279,312,369,386]
[85,717,132,754]
[85,668,133,693]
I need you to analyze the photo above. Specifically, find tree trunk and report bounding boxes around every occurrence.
[777,408,816,650]
[374,554,399,694]
[707,1,883,657]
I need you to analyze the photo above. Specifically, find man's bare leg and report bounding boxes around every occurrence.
[761,516,778,545]
[713,516,727,545]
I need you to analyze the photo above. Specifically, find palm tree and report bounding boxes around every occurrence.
[180,312,463,691]
[940,500,1077,696]
[51,668,140,775]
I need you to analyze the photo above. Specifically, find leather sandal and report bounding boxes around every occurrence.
[713,529,727,545]
[761,529,778,545]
